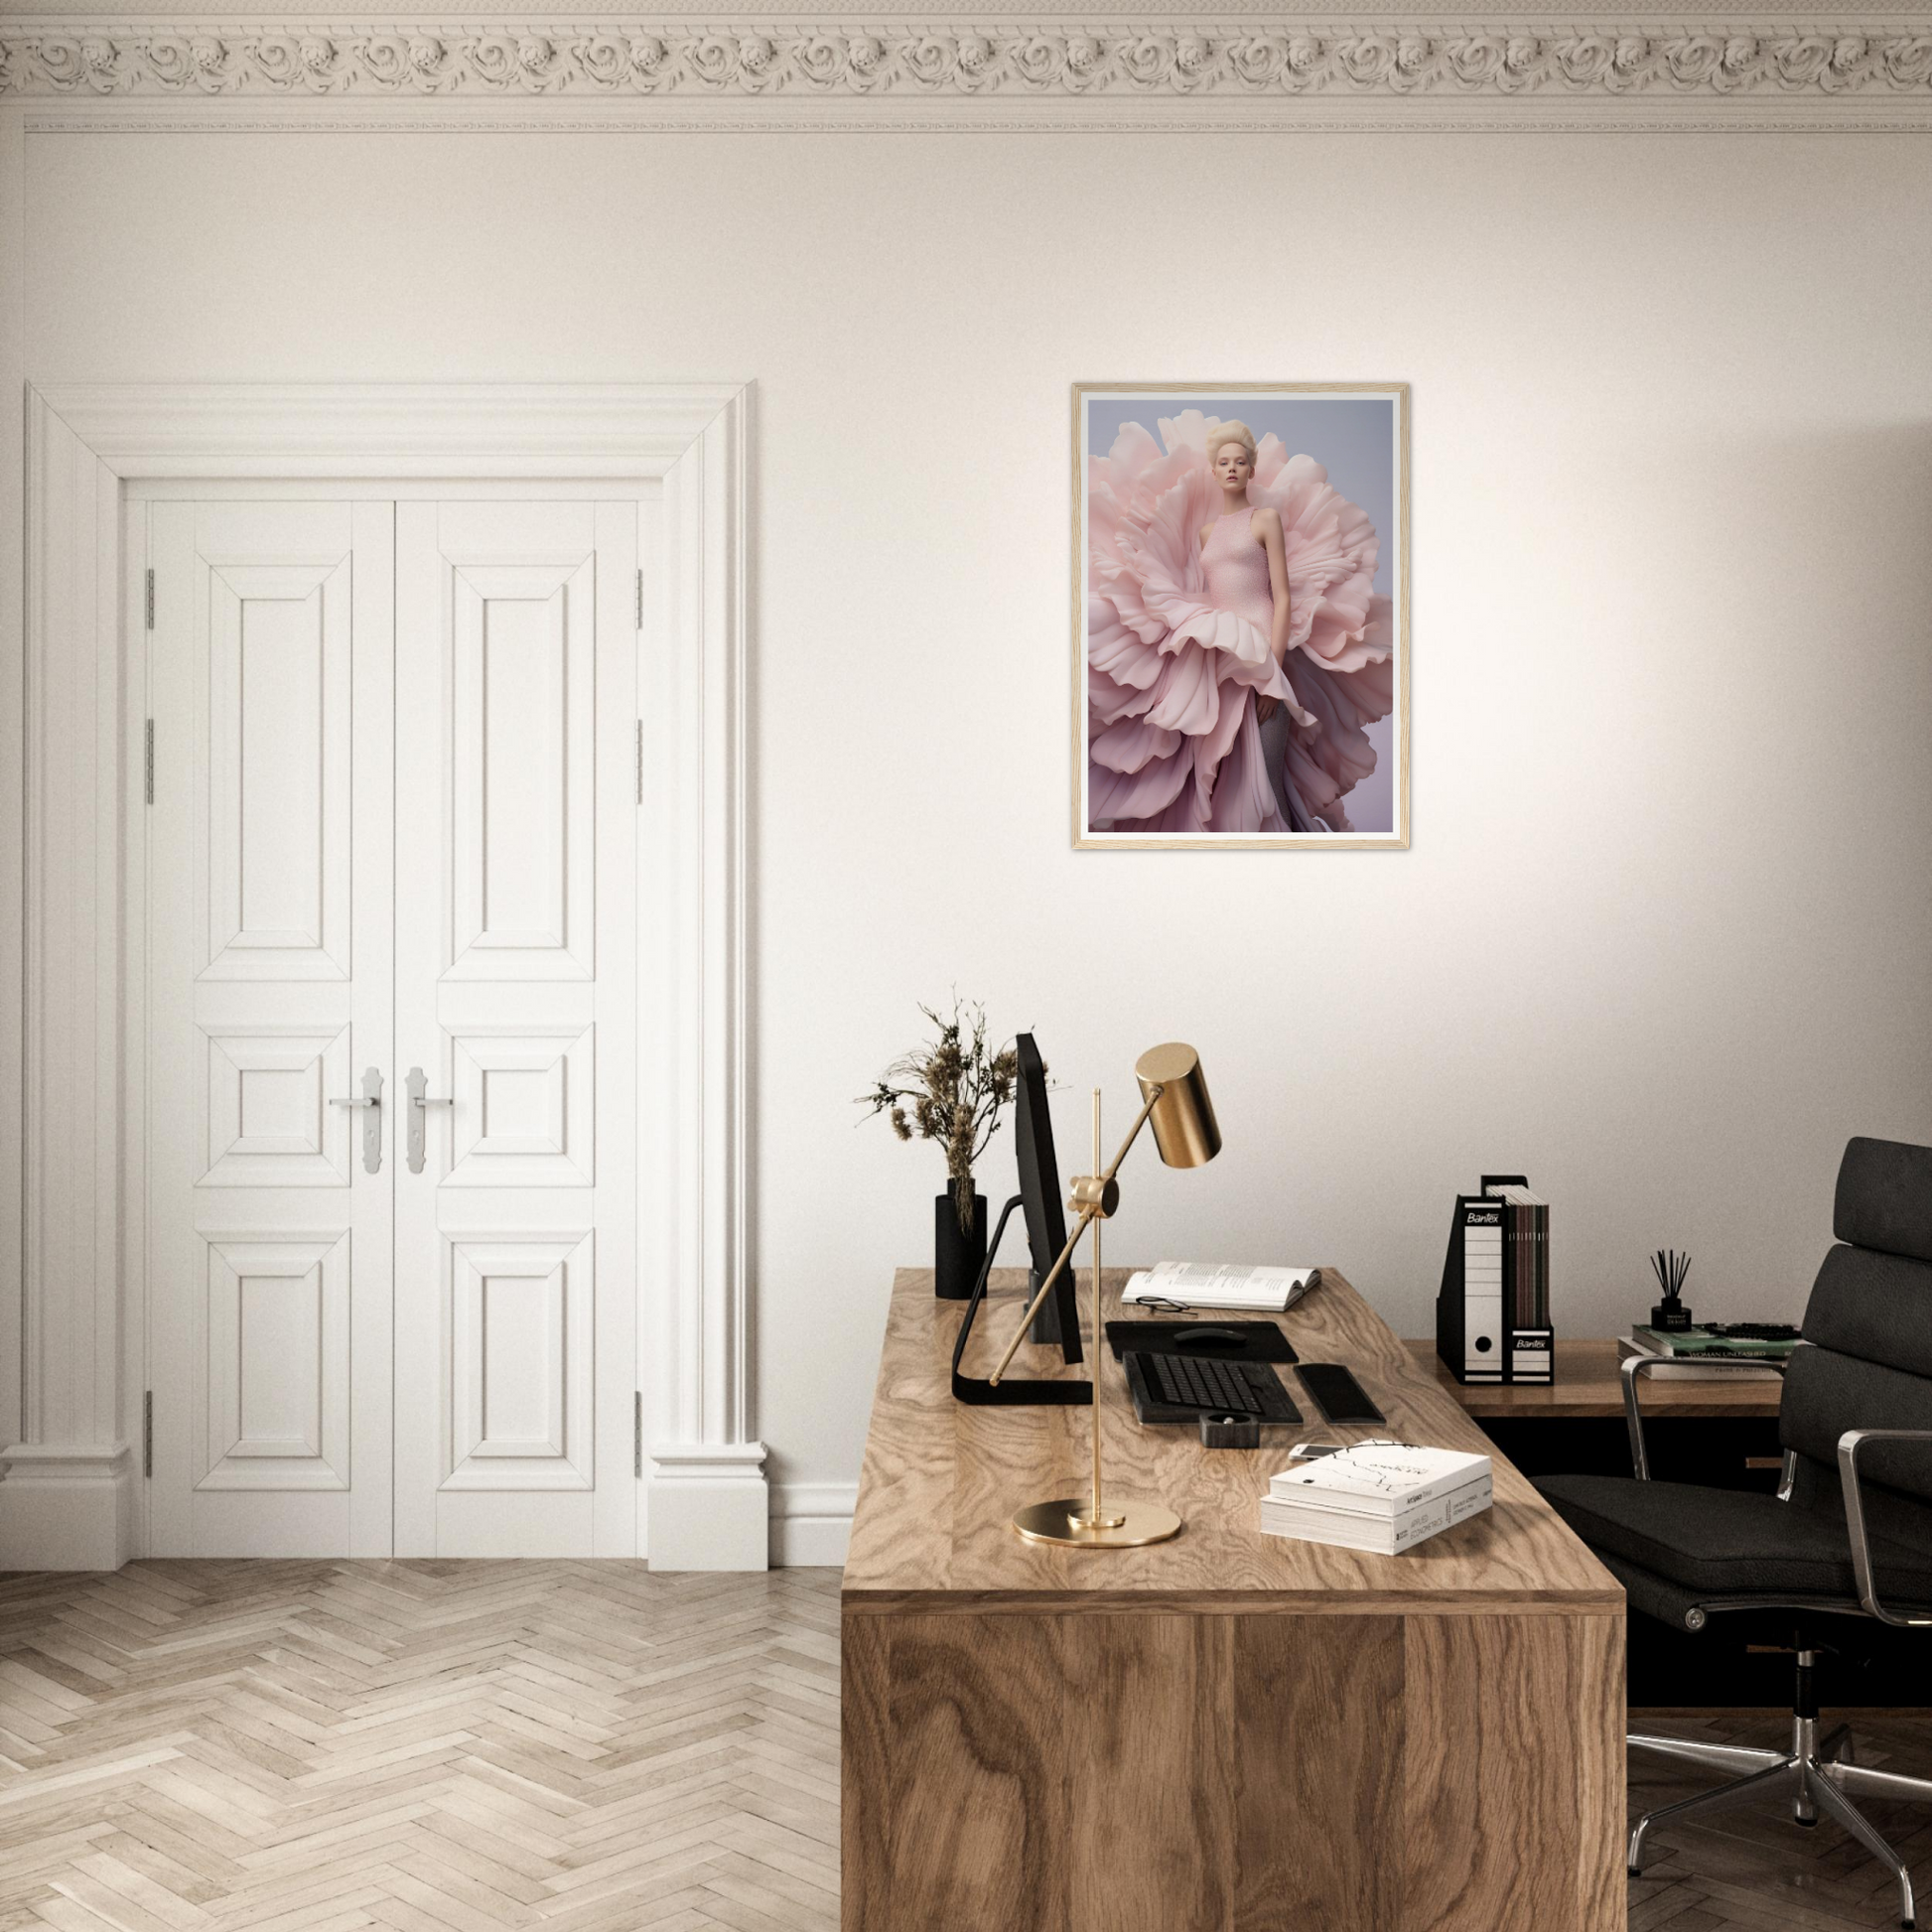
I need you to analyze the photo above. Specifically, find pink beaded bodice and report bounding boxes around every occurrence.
[1200,507,1274,632]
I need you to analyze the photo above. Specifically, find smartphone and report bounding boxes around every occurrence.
[1296,1363,1386,1426]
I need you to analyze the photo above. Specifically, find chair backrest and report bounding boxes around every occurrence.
[1780,1138,1932,1542]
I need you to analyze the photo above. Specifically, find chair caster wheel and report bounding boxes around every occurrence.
[1795,1816,1818,1829]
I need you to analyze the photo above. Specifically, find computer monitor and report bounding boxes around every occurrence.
[1013,1033,1083,1364]
[948,1032,1089,1405]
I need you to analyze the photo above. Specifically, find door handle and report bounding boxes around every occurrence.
[329,1066,385,1174]
[405,1065,454,1175]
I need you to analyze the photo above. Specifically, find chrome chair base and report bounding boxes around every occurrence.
[1630,1713,1932,1928]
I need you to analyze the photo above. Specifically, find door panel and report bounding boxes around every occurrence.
[446,1231,594,1488]
[200,1232,350,1489]
[393,501,637,1557]
[203,564,352,978]
[445,1026,596,1187]
[148,500,395,1557]
[449,563,595,979]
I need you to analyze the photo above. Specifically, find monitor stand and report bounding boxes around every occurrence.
[1030,1268,1070,1346]
[951,1195,1091,1407]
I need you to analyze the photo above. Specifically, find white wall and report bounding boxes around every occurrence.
[21,127,1932,1541]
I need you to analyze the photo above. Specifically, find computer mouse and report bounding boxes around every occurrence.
[1175,1326,1247,1350]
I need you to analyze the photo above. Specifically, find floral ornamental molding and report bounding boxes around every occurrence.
[2,22,1931,99]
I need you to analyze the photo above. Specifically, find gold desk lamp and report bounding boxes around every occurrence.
[986,1041,1221,1549]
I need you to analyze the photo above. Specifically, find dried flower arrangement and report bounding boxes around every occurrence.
[860,998,1021,1233]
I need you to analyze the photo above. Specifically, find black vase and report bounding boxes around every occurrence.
[934,1185,988,1300]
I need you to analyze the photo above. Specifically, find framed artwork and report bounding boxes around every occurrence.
[1075,382,1410,849]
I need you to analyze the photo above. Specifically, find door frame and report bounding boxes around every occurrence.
[6,382,762,1570]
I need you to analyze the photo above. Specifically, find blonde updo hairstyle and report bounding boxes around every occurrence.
[1206,420,1258,467]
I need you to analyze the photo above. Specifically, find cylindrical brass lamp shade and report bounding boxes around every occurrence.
[1133,1042,1221,1169]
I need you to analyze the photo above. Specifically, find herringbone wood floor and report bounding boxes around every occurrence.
[4,1562,1932,1929]
[0,1562,840,1932]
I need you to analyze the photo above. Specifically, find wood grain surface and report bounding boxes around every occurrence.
[1409,1337,1784,1419]
[842,1607,1624,1932]
[1233,1614,1403,1929]
[0,1560,842,1932]
[843,1268,1621,1612]
[884,1614,1070,1931]
[1068,1613,1233,1929]
[1401,1612,1625,1932]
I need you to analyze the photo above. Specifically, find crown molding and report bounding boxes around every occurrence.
[3,16,1930,125]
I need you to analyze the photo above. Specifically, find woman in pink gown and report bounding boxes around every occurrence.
[1086,412,1394,835]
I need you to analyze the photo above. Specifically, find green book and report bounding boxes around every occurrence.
[1631,1325,1799,1360]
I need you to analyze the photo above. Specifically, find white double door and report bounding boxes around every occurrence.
[147,495,638,1557]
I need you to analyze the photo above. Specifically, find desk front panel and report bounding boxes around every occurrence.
[843,1602,1623,1932]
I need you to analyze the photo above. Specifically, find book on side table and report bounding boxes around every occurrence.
[1257,1442,1493,1555]
[1618,1323,1798,1382]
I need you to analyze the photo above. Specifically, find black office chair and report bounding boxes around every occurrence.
[1537,1136,1932,1930]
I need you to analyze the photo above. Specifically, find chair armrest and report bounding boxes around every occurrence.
[1621,1351,1788,1481]
[1838,1429,1932,1627]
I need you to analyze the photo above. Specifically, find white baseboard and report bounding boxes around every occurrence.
[770,1481,855,1568]
[646,1441,769,1571]
[0,1440,851,1573]
[0,1440,852,1574]
[0,1443,136,1571]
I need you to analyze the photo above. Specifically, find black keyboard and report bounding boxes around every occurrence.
[1126,1350,1302,1423]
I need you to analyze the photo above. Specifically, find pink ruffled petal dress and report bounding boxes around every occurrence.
[1086,409,1395,836]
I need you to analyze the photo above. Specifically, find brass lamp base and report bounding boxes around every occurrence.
[1012,1497,1182,1549]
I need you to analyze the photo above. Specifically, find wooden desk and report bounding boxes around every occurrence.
[843,1269,1625,1932]
[1407,1336,1783,1419]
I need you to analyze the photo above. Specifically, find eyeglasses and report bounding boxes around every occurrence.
[1132,1281,1317,1317]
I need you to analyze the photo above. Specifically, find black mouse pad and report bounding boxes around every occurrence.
[1104,1319,1298,1364]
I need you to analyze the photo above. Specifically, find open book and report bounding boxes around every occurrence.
[1121,1261,1320,1313]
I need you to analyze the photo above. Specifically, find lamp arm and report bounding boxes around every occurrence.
[987,1085,1164,1387]
[1097,1086,1164,1186]
[985,1206,1096,1388]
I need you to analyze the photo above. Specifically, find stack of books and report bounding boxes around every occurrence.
[1258,1443,1493,1555]
[1617,1323,1798,1381]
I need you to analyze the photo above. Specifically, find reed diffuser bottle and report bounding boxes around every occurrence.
[1650,1249,1694,1332]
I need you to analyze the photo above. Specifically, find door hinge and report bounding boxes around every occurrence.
[144,720,155,804]
[635,721,644,806]
[144,568,155,630]
[143,1391,153,1477]
[635,568,644,631]
[633,1392,643,1479]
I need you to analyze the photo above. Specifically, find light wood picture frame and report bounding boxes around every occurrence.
[1075,382,1410,850]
